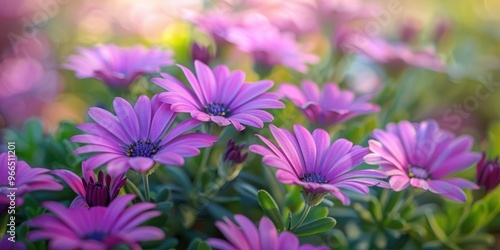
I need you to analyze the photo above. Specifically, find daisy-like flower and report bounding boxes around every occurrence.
[353,38,445,72]
[364,120,481,202]
[476,152,500,192]
[52,161,126,208]
[64,44,173,88]
[0,153,62,213]
[28,194,164,250]
[277,81,380,129]
[250,124,388,206]
[71,95,217,175]
[152,61,284,131]
[226,18,318,73]
[207,214,328,250]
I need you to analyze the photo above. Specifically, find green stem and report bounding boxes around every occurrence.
[291,205,312,231]
[143,174,150,202]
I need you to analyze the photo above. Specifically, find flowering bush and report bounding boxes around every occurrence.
[2,0,500,249]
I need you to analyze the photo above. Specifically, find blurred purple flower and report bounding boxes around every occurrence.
[153,61,284,131]
[71,95,217,175]
[0,153,63,213]
[28,194,164,249]
[207,214,328,250]
[64,44,173,88]
[476,152,500,192]
[0,57,59,128]
[226,18,318,73]
[365,120,480,202]
[354,38,445,72]
[277,81,380,129]
[250,125,388,206]
[400,19,421,43]
[316,0,379,25]
[52,162,126,208]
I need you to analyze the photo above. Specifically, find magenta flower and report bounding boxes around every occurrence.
[71,95,217,175]
[52,162,126,208]
[277,81,380,129]
[0,236,25,250]
[207,214,327,250]
[226,19,318,73]
[353,38,445,72]
[250,125,388,205]
[28,194,164,249]
[0,153,62,213]
[364,120,481,202]
[153,61,284,131]
[476,152,500,192]
[64,44,173,88]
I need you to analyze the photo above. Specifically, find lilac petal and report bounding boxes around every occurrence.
[389,175,410,191]
[229,114,264,128]
[178,64,208,104]
[301,80,321,103]
[113,97,140,140]
[122,226,165,242]
[319,138,352,173]
[258,217,279,250]
[107,158,130,177]
[71,134,122,151]
[371,129,407,168]
[194,60,217,102]
[397,121,417,163]
[149,104,176,141]
[154,73,201,108]
[229,80,274,109]
[134,95,152,139]
[431,152,481,179]
[153,152,185,166]
[270,125,306,174]
[75,123,124,146]
[244,110,274,122]
[161,118,205,145]
[51,170,85,197]
[444,178,479,189]
[88,107,131,143]
[293,125,316,172]
[220,70,244,104]
[427,180,452,194]
[234,215,261,250]
[215,218,251,250]
[128,157,155,173]
[211,116,232,126]
[410,178,429,190]
[366,140,405,170]
[278,232,299,250]
[191,110,211,122]
[277,84,306,106]
[207,239,237,250]
[73,145,121,154]
[83,154,123,170]
[439,185,467,202]
[69,196,89,208]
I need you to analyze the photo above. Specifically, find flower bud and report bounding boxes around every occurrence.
[476,152,500,191]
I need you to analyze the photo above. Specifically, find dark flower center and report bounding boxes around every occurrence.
[408,165,430,179]
[300,172,327,184]
[84,231,106,241]
[126,139,161,157]
[204,102,230,117]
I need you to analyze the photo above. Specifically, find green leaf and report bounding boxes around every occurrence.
[368,198,383,221]
[165,166,192,191]
[383,218,405,230]
[294,217,337,237]
[197,241,212,250]
[425,212,447,242]
[257,190,284,231]
[157,187,171,202]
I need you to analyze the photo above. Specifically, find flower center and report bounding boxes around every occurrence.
[408,165,430,179]
[84,231,106,241]
[300,172,327,184]
[125,139,161,157]
[204,102,230,117]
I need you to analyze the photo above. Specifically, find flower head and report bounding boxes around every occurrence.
[0,153,62,213]
[71,95,217,175]
[153,61,284,131]
[353,38,445,72]
[207,214,327,250]
[52,162,126,208]
[365,120,481,202]
[28,194,164,250]
[226,18,318,73]
[64,44,173,88]
[277,81,380,129]
[250,125,388,205]
[476,152,500,191]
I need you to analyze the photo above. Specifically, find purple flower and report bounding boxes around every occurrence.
[223,139,248,165]
[250,125,388,205]
[353,38,445,72]
[226,18,318,73]
[71,95,217,175]
[364,120,481,202]
[277,81,380,129]
[52,162,126,208]
[64,44,173,88]
[207,214,327,250]
[28,194,164,249]
[153,61,284,131]
[191,42,213,65]
[476,152,500,192]
[0,153,62,213]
